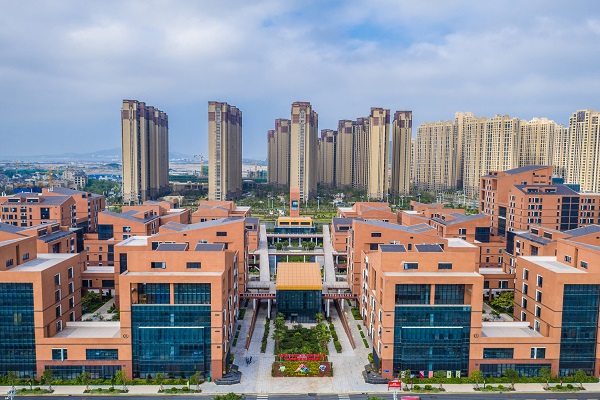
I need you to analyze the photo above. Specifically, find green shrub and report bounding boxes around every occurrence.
[497,384,505,390]
[413,385,421,390]
[367,353,374,363]
[360,331,365,338]
[567,384,574,389]
[424,384,432,390]
[334,340,342,353]
[362,339,369,348]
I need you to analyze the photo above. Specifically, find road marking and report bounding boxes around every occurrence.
[338,395,350,400]
[256,395,268,400]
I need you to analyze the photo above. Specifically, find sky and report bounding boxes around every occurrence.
[1,0,600,160]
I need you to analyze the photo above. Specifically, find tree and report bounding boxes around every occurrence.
[190,371,202,392]
[503,368,519,390]
[539,366,552,389]
[41,369,54,391]
[574,369,587,389]
[6,371,17,388]
[315,322,332,352]
[114,369,127,391]
[79,371,91,391]
[490,291,514,312]
[274,313,286,332]
[315,313,324,324]
[272,329,285,352]
[81,291,101,313]
[470,369,483,389]
[155,373,165,392]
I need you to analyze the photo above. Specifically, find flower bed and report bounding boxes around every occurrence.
[272,361,332,377]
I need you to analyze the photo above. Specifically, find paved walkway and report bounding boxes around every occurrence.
[483,302,513,321]
[322,224,336,284]
[258,225,271,281]
[81,298,115,321]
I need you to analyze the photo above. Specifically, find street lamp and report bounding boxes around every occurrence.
[400,195,404,208]
[317,196,321,210]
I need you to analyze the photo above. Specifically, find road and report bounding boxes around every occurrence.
[40,393,600,400]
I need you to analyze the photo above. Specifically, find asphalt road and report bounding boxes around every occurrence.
[39,393,600,400]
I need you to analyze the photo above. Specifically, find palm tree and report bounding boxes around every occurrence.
[272,329,285,352]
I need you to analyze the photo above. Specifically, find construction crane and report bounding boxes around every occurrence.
[194,154,205,177]
[46,166,56,188]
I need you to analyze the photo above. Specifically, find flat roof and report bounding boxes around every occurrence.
[84,266,115,274]
[118,236,150,246]
[520,256,585,274]
[123,271,223,277]
[383,271,481,278]
[478,268,505,275]
[446,238,477,248]
[481,321,543,338]
[157,243,188,251]
[8,253,77,272]
[54,321,120,339]
[276,262,322,290]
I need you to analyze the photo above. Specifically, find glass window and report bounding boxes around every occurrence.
[68,267,74,279]
[523,269,529,280]
[536,275,543,287]
[86,349,118,360]
[434,284,465,305]
[404,262,418,270]
[216,231,227,237]
[483,348,514,359]
[437,262,452,270]
[581,261,588,269]
[174,283,211,305]
[52,348,67,361]
[137,283,170,305]
[186,262,201,269]
[371,232,382,237]
[150,262,166,269]
[531,347,546,359]
[536,290,542,302]
[395,284,430,305]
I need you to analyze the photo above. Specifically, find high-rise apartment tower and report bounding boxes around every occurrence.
[121,100,169,204]
[289,102,318,202]
[390,111,412,196]
[208,101,242,201]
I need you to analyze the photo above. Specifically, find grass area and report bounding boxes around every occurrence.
[159,386,200,393]
[17,387,53,394]
[275,325,325,354]
[477,385,514,392]
[238,308,246,319]
[84,387,128,394]
[351,308,362,320]
[549,384,584,392]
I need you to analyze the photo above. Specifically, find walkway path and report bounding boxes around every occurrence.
[322,225,336,284]
[258,225,270,282]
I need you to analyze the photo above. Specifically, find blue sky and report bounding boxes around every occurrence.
[1,0,599,159]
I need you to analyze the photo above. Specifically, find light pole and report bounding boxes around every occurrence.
[400,195,404,208]
[417,193,421,203]
[317,196,320,210]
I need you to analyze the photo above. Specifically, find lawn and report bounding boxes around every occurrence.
[275,325,324,354]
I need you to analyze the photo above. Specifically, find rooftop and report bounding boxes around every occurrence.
[118,236,150,247]
[431,213,488,226]
[54,321,121,339]
[276,262,322,290]
[84,266,115,274]
[161,217,242,232]
[503,165,547,176]
[380,244,407,253]
[478,267,506,275]
[102,210,159,223]
[156,243,189,251]
[8,253,78,272]
[195,243,226,251]
[515,231,553,246]
[520,256,585,274]
[566,225,600,238]
[446,238,477,248]
[513,184,579,196]
[481,321,543,338]
[415,244,443,253]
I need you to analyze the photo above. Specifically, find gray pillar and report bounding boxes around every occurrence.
[268,299,271,317]
[253,298,257,310]
[326,299,330,318]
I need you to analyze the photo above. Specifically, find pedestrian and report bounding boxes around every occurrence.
[250,356,253,364]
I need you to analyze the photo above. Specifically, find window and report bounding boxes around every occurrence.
[498,280,508,289]
[86,349,118,360]
[55,290,61,302]
[535,305,541,318]
[5,258,13,267]
[522,297,528,309]
[69,297,75,309]
[371,232,382,237]
[369,243,379,251]
[534,320,540,332]
[69,311,75,321]
[536,275,543,287]
[458,228,467,235]
[531,347,546,359]
[484,281,490,289]
[483,348,514,359]
[54,273,61,286]
[68,267,74,279]
[150,262,166,269]
[102,280,115,288]
[22,253,29,261]
[522,283,528,295]
[216,231,227,237]
[536,290,542,302]
[581,261,588,269]
[438,262,452,270]
[151,241,160,250]
[523,269,529,280]
[68,281,74,294]
[55,305,62,318]
[123,226,131,232]
[186,262,201,269]
[521,311,527,321]
[52,348,68,361]
[404,262,418,270]
[564,255,572,263]
[82,279,92,288]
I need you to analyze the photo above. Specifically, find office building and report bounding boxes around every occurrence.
[208,101,242,201]
[565,109,600,193]
[289,102,318,202]
[121,100,169,204]
[390,111,412,196]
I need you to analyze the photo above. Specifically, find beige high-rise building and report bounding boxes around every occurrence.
[121,100,169,204]
[352,117,369,191]
[336,120,354,187]
[565,109,600,192]
[289,102,318,202]
[274,119,291,186]
[390,111,412,196]
[318,129,336,186]
[413,119,460,192]
[208,101,242,201]
[461,112,520,198]
[267,129,276,184]
[366,108,390,199]
[553,123,570,178]
[517,118,561,167]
